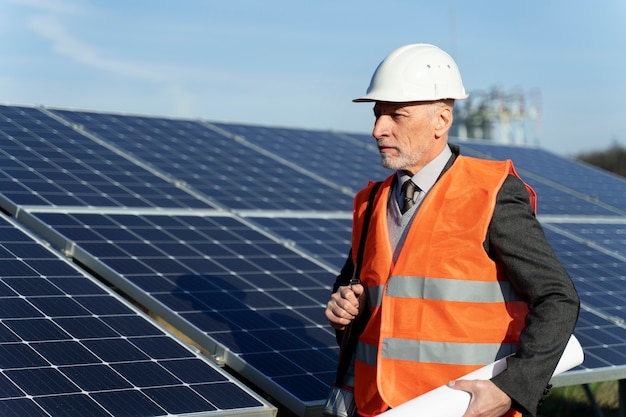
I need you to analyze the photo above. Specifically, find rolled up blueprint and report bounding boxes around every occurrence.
[380,335,584,417]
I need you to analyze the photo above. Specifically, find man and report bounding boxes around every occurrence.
[325,44,579,417]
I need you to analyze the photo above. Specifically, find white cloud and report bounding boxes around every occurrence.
[13,3,202,119]
[26,14,171,84]
[8,0,85,15]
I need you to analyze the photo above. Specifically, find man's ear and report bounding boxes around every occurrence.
[434,106,453,138]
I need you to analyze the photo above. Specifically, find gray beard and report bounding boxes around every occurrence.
[380,154,414,171]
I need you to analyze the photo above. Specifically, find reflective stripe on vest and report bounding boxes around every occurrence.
[356,337,517,367]
[382,338,517,364]
[366,285,384,308]
[356,341,377,368]
[386,275,523,303]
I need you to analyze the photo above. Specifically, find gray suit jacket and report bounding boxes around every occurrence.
[333,145,580,416]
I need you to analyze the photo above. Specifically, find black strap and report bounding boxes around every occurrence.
[352,182,381,285]
[335,181,381,386]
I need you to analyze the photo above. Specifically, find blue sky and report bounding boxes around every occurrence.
[1,0,625,156]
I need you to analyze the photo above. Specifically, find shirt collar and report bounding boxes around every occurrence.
[396,144,453,194]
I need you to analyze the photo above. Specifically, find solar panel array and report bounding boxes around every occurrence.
[0,103,625,415]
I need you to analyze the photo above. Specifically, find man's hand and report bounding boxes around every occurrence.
[324,284,364,330]
[448,379,512,417]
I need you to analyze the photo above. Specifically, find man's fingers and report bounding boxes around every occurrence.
[447,379,469,391]
[448,379,512,417]
[325,285,364,329]
[350,283,364,297]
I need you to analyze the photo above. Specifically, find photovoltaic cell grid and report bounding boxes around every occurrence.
[0,215,273,417]
[548,222,626,258]
[246,215,353,268]
[561,309,626,385]
[48,109,355,212]
[210,122,390,192]
[26,211,339,415]
[543,225,626,319]
[0,105,210,210]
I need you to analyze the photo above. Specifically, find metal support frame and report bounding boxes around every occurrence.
[583,384,605,417]
[617,379,626,417]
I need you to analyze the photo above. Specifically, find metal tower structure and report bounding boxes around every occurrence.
[451,86,542,146]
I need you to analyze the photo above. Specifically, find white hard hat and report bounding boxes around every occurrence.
[353,43,469,102]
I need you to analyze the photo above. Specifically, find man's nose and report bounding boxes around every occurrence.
[372,116,390,139]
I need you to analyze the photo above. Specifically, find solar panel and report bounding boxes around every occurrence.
[0,106,210,210]
[47,109,356,212]
[246,214,352,267]
[546,222,626,258]
[210,123,390,192]
[0,214,275,417]
[542,225,626,319]
[556,308,626,386]
[18,210,338,416]
[1,103,626,416]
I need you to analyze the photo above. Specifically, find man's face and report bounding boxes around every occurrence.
[372,101,445,175]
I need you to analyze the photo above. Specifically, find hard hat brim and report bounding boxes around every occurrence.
[352,93,469,103]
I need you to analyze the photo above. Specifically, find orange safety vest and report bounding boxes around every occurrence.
[351,156,535,417]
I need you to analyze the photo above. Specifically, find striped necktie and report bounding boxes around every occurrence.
[401,179,418,214]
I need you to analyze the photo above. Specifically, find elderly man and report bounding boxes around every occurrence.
[325,44,579,417]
